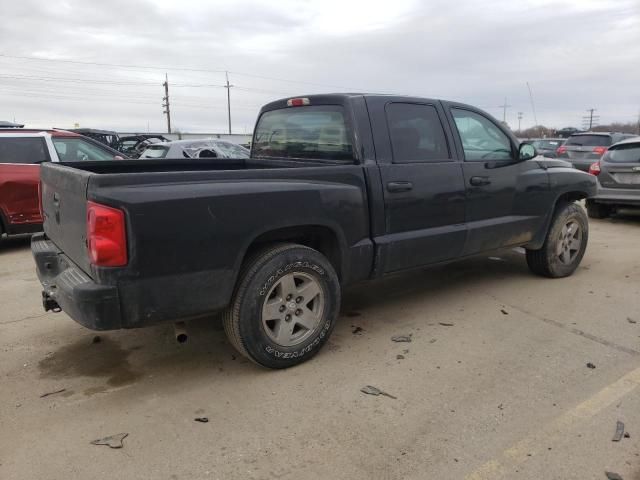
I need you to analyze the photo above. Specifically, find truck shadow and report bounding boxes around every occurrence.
[37,249,534,397]
[0,234,32,254]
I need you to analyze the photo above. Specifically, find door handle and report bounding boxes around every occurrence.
[386,181,413,193]
[469,176,491,186]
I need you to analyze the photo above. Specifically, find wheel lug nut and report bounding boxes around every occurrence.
[286,294,292,301]
[296,296,303,303]
[285,314,291,321]
[279,305,286,312]
[295,309,302,316]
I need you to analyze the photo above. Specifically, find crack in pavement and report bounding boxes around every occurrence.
[0,312,50,326]
[488,294,640,357]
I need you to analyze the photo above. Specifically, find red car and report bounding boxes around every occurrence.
[0,129,124,239]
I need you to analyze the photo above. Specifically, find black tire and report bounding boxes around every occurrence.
[586,200,611,219]
[223,243,341,369]
[526,202,589,278]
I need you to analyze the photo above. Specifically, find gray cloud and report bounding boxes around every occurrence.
[0,0,638,132]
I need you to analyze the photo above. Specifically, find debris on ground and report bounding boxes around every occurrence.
[194,417,209,423]
[92,335,101,344]
[39,388,66,398]
[391,335,412,343]
[605,472,624,480]
[429,339,437,344]
[90,433,128,449]
[612,421,625,442]
[360,385,397,399]
[624,432,631,438]
[628,317,637,324]
[396,355,405,360]
[488,257,505,262]
[500,309,509,315]
[352,326,364,335]
[587,362,597,369]
[403,349,410,354]
[439,322,455,327]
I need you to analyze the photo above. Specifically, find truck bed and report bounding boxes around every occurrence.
[38,159,374,329]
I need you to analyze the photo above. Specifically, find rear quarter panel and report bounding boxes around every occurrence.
[87,165,372,327]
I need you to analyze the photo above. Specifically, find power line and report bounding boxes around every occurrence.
[582,108,599,130]
[498,97,511,123]
[0,53,361,91]
[162,73,171,134]
[224,72,233,135]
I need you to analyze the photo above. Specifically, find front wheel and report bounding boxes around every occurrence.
[526,202,589,278]
[223,243,340,369]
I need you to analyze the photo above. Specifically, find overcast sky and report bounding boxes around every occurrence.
[1,0,639,133]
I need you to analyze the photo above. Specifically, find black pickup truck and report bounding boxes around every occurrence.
[33,94,596,368]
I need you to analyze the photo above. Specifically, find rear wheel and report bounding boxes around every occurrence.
[586,200,611,219]
[223,243,340,369]
[526,202,588,278]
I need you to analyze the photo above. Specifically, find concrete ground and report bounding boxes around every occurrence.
[1,211,639,480]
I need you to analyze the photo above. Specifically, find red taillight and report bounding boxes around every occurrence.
[87,201,127,266]
[593,146,607,156]
[556,146,567,155]
[286,97,310,107]
[589,162,601,176]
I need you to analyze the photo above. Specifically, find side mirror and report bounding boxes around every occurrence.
[519,142,537,161]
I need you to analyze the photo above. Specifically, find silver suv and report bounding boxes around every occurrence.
[586,136,640,218]
[557,132,635,172]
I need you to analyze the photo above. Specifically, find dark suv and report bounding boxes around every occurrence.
[586,136,640,218]
[557,132,635,172]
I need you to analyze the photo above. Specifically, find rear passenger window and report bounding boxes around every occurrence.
[386,103,450,163]
[0,137,49,164]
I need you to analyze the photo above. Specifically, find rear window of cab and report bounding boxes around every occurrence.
[252,105,353,162]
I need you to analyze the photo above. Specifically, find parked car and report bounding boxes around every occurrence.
[529,138,565,158]
[0,130,125,239]
[0,121,25,128]
[586,136,640,218]
[33,93,596,369]
[117,134,169,158]
[557,127,580,139]
[556,132,636,171]
[67,128,121,150]
[139,139,250,159]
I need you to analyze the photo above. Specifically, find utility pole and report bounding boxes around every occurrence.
[517,112,523,132]
[498,97,512,124]
[582,108,599,131]
[224,71,234,135]
[162,73,171,134]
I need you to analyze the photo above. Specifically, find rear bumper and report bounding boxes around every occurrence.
[592,186,640,207]
[566,159,597,172]
[32,233,123,330]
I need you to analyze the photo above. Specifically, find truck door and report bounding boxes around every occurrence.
[444,105,547,255]
[0,136,49,231]
[366,98,467,273]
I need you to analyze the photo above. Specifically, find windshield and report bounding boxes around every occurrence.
[253,105,353,162]
[607,143,640,163]
[140,145,170,158]
[566,135,612,147]
[52,137,117,161]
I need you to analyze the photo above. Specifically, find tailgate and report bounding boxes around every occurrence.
[40,163,93,275]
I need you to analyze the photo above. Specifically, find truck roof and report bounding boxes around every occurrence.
[260,93,475,113]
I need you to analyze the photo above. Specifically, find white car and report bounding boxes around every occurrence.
[139,139,250,159]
